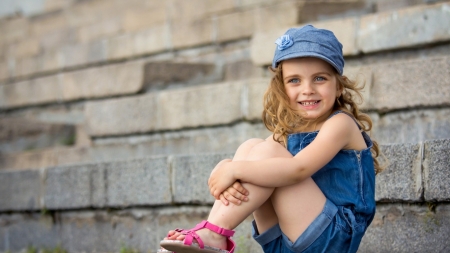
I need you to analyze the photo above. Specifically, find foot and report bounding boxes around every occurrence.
[164,228,227,250]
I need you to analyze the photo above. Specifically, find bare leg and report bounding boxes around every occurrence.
[165,138,326,249]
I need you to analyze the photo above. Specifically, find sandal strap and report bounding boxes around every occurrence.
[196,220,235,237]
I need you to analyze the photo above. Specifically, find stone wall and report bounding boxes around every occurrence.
[1,0,450,252]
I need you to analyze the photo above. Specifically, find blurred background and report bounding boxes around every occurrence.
[0,0,449,252]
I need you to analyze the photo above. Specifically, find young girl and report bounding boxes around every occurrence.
[159,24,382,253]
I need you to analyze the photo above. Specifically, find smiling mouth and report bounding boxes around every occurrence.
[299,100,320,106]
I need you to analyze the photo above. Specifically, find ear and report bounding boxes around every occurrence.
[336,78,344,97]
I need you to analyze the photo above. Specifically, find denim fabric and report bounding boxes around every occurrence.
[272,25,344,75]
[252,111,376,253]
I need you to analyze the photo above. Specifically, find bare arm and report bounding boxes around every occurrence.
[208,114,359,198]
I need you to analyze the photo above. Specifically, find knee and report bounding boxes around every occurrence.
[247,140,292,160]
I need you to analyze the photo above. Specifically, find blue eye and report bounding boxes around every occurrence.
[288,78,300,83]
[315,76,326,82]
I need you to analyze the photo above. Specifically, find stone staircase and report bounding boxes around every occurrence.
[0,0,450,252]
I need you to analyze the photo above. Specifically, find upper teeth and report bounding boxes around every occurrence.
[301,101,317,105]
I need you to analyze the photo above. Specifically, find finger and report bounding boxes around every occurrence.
[223,191,242,206]
[227,188,244,200]
[233,181,249,195]
[220,194,229,206]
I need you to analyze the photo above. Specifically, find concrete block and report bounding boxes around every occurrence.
[167,0,234,20]
[106,33,135,60]
[372,108,450,145]
[0,17,29,44]
[84,93,158,136]
[0,170,41,211]
[133,24,171,56]
[360,204,450,252]
[44,163,106,209]
[77,18,122,43]
[59,210,159,253]
[123,8,166,32]
[216,9,256,42]
[375,143,422,202]
[14,55,39,78]
[171,153,233,204]
[61,60,144,100]
[10,38,40,59]
[0,117,75,154]
[158,81,244,130]
[39,49,62,73]
[254,2,300,32]
[343,66,372,110]
[143,61,216,90]
[0,214,61,251]
[0,61,8,81]
[106,157,172,206]
[30,12,68,38]
[61,43,89,69]
[358,2,450,53]
[370,56,450,111]
[246,78,270,120]
[0,76,60,109]
[298,1,370,24]
[423,139,450,201]
[171,18,214,48]
[251,17,358,66]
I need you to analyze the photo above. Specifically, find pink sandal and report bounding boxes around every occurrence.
[159,220,235,253]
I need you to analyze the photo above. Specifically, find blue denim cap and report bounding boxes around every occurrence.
[272,25,344,75]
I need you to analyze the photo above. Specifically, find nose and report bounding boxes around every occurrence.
[302,81,315,95]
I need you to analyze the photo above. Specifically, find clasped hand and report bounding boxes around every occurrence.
[208,159,249,206]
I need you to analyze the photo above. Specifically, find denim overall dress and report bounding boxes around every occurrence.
[252,111,376,253]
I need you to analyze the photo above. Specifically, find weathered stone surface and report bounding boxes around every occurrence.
[0,214,60,251]
[372,108,450,144]
[423,139,450,201]
[171,153,233,204]
[247,78,269,120]
[0,117,75,154]
[360,204,450,252]
[158,81,245,130]
[370,56,450,111]
[0,169,41,211]
[84,93,158,136]
[358,2,450,53]
[171,18,214,49]
[0,60,144,109]
[298,1,371,23]
[61,60,144,100]
[44,163,106,209]
[59,210,158,253]
[143,61,217,90]
[106,157,172,206]
[375,143,422,202]
[0,122,271,170]
[216,8,256,42]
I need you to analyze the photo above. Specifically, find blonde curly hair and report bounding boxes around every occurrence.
[262,64,383,175]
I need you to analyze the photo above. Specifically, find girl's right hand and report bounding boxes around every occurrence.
[219,181,249,206]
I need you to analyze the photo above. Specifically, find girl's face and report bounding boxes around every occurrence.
[282,57,342,124]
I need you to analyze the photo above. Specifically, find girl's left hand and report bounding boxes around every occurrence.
[208,158,235,199]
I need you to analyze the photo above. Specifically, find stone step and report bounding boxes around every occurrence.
[0,117,75,154]
[2,108,450,171]
[0,139,449,252]
[0,1,300,81]
[251,1,450,66]
[84,55,450,137]
[2,2,449,82]
[1,139,449,211]
[0,122,270,170]
[0,60,219,110]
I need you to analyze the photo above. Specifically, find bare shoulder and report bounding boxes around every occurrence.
[321,112,367,150]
